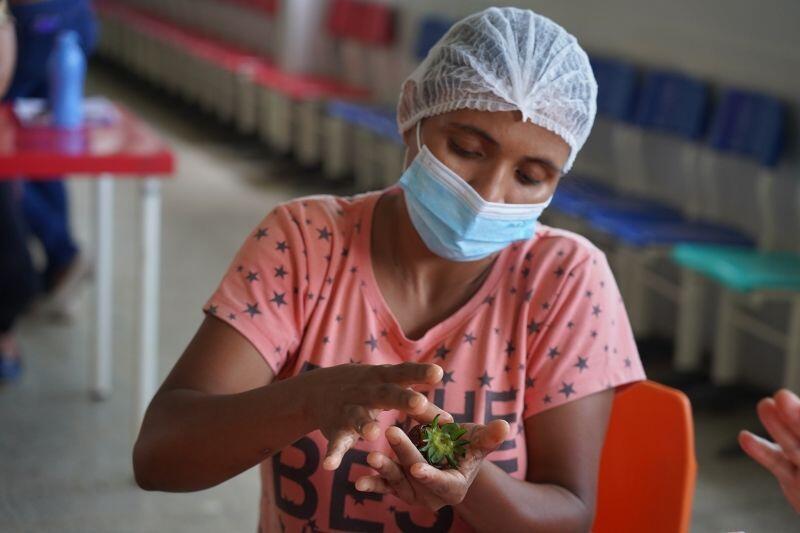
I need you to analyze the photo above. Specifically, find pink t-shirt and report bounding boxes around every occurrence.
[205,188,646,532]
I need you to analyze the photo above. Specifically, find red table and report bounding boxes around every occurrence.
[0,101,174,425]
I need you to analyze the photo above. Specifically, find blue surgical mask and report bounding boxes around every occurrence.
[398,121,552,262]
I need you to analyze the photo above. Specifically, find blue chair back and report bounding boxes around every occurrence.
[415,16,453,61]
[591,56,639,122]
[708,90,785,167]
[635,71,709,139]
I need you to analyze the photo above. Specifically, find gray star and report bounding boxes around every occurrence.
[246,270,259,283]
[590,330,598,338]
[547,346,560,359]
[523,289,533,302]
[585,290,593,298]
[525,376,535,389]
[567,320,575,329]
[365,335,378,352]
[317,227,331,240]
[244,303,261,318]
[554,267,565,277]
[558,382,576,399]
[275,241,289,253]
[524,252,533,261]
[442,371,455,385]
[625,357,632,368]
[336,314,343,322]
[543,394,552,404]
[274,265,288,279]
[527,320,542,335]
[236,265,244,272]
[207,304,218,315]
[269,292,287,307]
[228,313,236,320]
[254,228,268,240]
[592,305,602,317]
[478,371,494,388]
[463,332,477,345]
[323,336,330,344]
[522,267,530,278]
[341,247,349,257]
[435,345,450,360]
[505,341,515,357]
[484,295,495,305]
[575,356,589,372]
[541,301,550,310]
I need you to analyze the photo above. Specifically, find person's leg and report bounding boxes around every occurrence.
[20,181,79,287]
[0,183,40,381]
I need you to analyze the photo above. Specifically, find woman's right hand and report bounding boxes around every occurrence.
[299,362,452,471]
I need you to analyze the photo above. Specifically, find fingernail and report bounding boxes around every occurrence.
[409,395,423,408]
[387,431,400,445]
[356,479,368,491]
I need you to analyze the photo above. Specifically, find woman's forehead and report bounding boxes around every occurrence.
[431,109,570,164]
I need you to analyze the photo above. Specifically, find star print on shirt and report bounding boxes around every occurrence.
[246,270,259,283]
[463,332,477,345]
[365,335,378,352]
[554,266,565,277]
[559,382,576,399]
[527,320,542,335]
[269,292,287,308]
[483,295,495,306]
[274,265,288,279]
[592,305,602,317]
[442,371,455,385]
[245,303,261,318]
[228,313,236,320]
[276,241,289,253]
[505,341,515,357]
[575,356,589,372]
[543,394,552,404]
[435,345,450,360]
[317,227,331,240]
[478,371,494,388]
[547,346,560,359]
[207,305,218,315]
[525,376,536,389]
[254,228,268,240]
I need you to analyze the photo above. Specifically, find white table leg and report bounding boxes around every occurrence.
[712,289,739,384]
[92,175,114,400]
[674,269,707,372]
[137,178,162,427]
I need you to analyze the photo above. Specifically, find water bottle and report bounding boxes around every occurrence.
[47,31,86,129]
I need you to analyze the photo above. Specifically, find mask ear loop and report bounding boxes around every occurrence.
[416,120,423,151]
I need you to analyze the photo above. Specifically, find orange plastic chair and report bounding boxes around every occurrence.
[592,381,697,533]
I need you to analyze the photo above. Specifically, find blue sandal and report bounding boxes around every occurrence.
[0,352,22,382]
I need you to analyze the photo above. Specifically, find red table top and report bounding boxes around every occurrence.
[0,102,174,178]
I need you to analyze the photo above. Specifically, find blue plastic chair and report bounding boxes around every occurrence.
[414,16,453,61]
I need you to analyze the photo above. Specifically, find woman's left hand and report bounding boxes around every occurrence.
[355,419,510,511]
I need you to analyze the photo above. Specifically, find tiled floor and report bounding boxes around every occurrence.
[1,63,798,532]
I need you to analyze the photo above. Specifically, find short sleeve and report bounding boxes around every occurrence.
[203,204,312,375]
[523,249,646,419]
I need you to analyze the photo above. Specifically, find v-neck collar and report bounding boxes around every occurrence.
[353,187,511,357]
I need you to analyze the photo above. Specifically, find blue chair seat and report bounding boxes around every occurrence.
[326,101,402,144]
[552,178,681,220]
[590,214,753,248]
[672,244,800,292]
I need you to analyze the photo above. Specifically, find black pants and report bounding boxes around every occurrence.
[0,183,39,333]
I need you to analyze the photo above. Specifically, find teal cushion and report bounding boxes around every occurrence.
[672,244,800,292]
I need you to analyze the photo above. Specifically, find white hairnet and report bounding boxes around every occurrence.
[397,7,597,173]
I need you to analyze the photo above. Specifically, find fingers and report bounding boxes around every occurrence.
[774,389,800,442]
[352,382,428,415]
[386,426,427,466]
[758,398,800,466]
[472,420,511,451]
[364,451,415,501]
[355,475,394,494]
[410,401,454,424]
[374,362,444,386]
[410,462,460,500]
[323,430,358,470]
[344,405,381,442]
[739,430,796,485]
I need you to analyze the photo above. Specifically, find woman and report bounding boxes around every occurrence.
[133,7,645,532]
